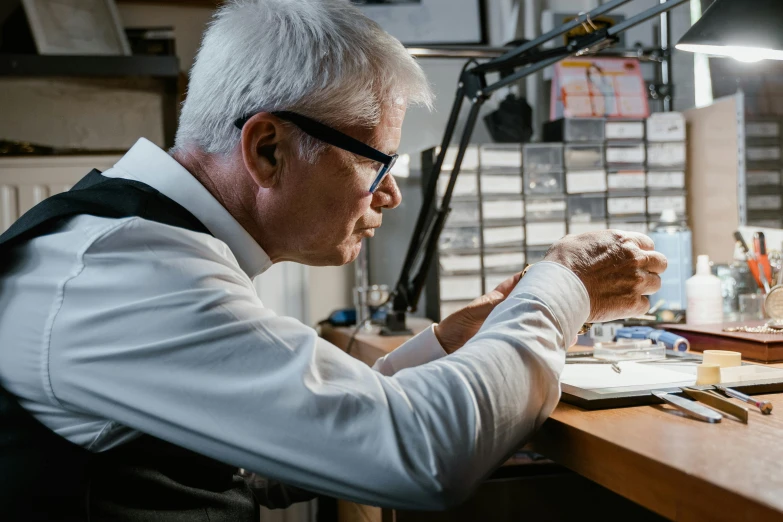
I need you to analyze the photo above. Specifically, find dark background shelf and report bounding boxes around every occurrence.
[0,53,179,78]
[0,53,181,148]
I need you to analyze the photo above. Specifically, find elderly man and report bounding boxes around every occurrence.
[0,0,665,520]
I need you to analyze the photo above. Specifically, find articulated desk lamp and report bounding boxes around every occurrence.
[383,0,783,335]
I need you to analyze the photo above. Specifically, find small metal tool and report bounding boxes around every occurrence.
[652,391,723,423]
[715,385,773,415]
[683,387,749,423]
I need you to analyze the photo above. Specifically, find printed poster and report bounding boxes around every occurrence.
[550,58,649,120]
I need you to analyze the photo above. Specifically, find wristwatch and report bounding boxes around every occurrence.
[522,264,592,336]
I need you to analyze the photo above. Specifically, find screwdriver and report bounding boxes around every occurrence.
[753,232,772,293]
[715,384,773,415]
[734,232,765,293]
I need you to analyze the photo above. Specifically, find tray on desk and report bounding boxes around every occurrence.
[664,322,783,363]
[560,350,783,410]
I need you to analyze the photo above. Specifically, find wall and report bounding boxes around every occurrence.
[117,3,214,72]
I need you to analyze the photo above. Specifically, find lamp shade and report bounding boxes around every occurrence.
[676,0,783,62]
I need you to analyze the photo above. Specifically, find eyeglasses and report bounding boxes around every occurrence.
[234,111,398,193]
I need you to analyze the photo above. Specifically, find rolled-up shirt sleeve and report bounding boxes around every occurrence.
[372,325,447,376]
[48,218,589,510]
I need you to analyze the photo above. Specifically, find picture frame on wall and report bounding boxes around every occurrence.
[356,0,486,45]
[21,0,131,56]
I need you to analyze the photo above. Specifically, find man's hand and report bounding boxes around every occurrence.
[544,230,667,323]
[434,272,524,354]
[433,230,667,354]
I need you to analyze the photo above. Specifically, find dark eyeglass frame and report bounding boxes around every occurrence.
[234,111,398,193]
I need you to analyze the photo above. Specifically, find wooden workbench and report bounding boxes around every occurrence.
[321,321,783,522]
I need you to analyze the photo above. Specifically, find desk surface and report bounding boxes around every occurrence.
[322,322,783,522]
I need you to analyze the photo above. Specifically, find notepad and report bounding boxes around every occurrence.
[561,362,696,391]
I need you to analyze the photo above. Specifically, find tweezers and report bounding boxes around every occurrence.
[683,387,749,423]
[652,391,723,423]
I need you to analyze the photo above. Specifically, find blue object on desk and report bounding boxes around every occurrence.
[326,308,356,326]
[325,308,386,326]
[616,326,690,352]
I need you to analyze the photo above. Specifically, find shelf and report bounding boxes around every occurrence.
[0,53,181,148]
[116,0,221,5]
[0,54,180,78]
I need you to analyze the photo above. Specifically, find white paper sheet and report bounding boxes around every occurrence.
[721,365,783,383]
[561,362,695,390]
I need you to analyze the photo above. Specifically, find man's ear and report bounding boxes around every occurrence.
[240,112,285,189]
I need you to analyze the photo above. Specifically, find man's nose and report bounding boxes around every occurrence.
[371,173,402,210]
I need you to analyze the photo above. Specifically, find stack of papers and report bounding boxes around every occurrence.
[561,362,696,391]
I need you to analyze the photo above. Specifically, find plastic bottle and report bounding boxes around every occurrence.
[648,209,692,311]
[686,255,724,325]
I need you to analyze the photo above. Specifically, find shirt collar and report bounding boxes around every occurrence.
[102,138,273,278]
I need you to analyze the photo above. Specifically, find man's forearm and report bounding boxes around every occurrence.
[379,262,589,506]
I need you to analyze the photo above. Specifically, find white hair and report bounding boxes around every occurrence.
[174,0,434,159]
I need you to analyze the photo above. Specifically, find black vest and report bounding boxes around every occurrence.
[0,170,314,521]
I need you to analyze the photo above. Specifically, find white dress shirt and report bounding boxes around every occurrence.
[0,138,589,509]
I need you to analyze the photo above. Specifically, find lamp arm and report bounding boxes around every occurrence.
[407,97,487,311]
[390,66,471,308]
[475,0,634,75]
[383,0,690,335]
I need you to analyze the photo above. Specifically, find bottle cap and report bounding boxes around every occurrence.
[696,254,712,275]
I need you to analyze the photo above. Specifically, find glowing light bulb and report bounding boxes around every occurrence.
[676,43,783,62]
[729,50,764,63]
